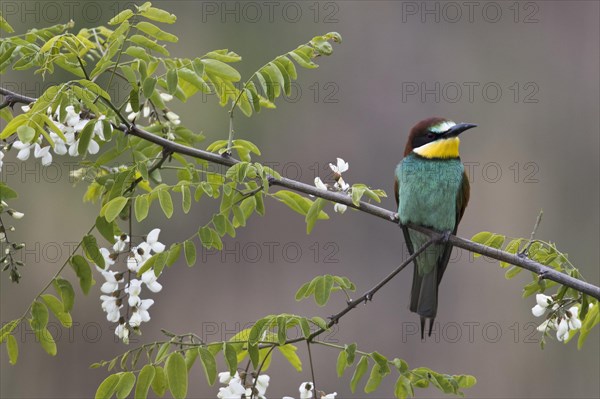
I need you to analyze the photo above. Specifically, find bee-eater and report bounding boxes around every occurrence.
[395,117,476,338]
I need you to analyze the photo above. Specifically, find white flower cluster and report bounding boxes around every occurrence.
[10,105,113,168]
[96,228,165,344]
[217,372,269,399]
[314,157,350,214]
[532,293,582,342]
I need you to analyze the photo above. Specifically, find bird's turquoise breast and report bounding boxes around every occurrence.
[396,154,464,231]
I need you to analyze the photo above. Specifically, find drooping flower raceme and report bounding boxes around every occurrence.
[93,228,166,343]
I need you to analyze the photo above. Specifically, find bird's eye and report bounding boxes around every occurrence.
[427,133,436,139]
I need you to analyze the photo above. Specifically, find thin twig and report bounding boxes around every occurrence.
[306,342,317,397]
[530,209,544,241]
[520,209,544,257]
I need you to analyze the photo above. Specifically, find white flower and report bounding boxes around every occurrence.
[127,253,141,273]
[126,279,143,307]
[0,151,3,171]
[129,299,153,327]
[33,144,52,165]
[8,210,24,219]
[322,393,337,399]
[21,105,31,112]
[329,158,348,174]
[254,374,269,398]
[334,203,347,214]
[142,105,151,118]
[166,111,181,125]
[145,228,166,253]
[536,319,551,332]
[73,118,90,133]
[556,318,570,341]
[567,306,582,330]
[49,132,68,155]
[64,106,81,127]
[98,248,115,271]
[314,177,327,190]
[56,131,78,157]
[334,178,350,192]
[217,380,246,399]
[100,270,121,294]
[113,234,130,252]
[166,132,176,141]
[160,92,173,102]
[100,295,121,322]
[115,323,129,344]
[532,304,546,317]
[219,371,242,385]
[299,382,314,399]
[141,269,163,293]
[536,294,553,308]
[126,103,140,121]
[532,293,553,317]
[93,115,112,141]
[12,140,34,161]
[72,137,99,155]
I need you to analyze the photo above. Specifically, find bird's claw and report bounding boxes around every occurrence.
[436,230,452,244]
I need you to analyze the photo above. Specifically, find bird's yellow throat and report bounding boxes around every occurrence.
[413,137,460,159]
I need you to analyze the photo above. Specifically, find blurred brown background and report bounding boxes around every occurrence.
[1,1,599,398]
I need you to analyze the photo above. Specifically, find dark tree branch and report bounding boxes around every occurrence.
[1,86,598,300]
[0,88,36,109]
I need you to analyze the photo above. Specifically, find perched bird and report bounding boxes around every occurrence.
[394,117,476,338]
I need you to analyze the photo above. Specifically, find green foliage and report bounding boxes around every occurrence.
[165,353,188,399]
[295,275,356,306]
[351,184,387,206]
[335,344,476,397]
[272,190,329,233]
[472,230,599,348]
[229,32,341,117]
[0,3,560,398]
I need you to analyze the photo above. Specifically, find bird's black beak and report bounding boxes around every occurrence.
[445,123,477,138]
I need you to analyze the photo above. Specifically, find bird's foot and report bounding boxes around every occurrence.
[435,230,452,244]
[391,213,399,222]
